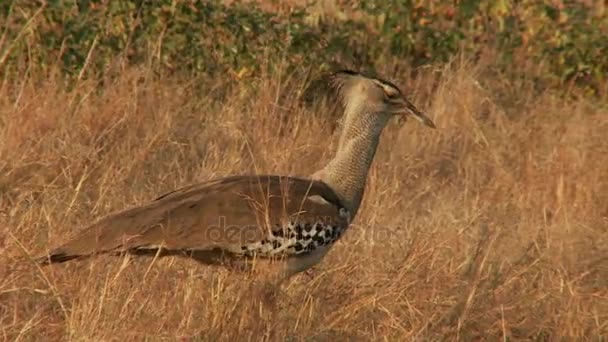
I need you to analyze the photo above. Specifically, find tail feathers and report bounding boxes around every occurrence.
[34,201,182,265]
[35,235,132,265]
[35,224,133,266]
[35,225,165,266]
[36,251,86,265]
[35,241,132,265]
[36,245,171,265]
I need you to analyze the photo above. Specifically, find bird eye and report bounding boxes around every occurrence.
[373,81,401,100]
[384,88,400,100]
[384,87,399,99]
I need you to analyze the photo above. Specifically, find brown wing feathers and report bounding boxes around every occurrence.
[36,175,346,264]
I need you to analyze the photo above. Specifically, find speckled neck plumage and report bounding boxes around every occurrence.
[319,105,391,219]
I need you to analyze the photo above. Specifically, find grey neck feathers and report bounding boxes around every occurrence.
[319,107,390,219]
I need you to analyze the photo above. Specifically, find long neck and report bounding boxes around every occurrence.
[319,109,389,219]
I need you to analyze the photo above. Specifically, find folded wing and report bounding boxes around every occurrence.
[37,175,348,264]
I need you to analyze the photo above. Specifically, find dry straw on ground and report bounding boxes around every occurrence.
[1,60,607,340]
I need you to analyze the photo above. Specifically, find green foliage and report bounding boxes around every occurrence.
[359,0,464,65]
[1,0,606,95]
[0,1,341,79]
[355,0,606,94]
[528,2,607,92]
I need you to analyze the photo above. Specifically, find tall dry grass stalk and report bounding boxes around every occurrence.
[1,59,607,340]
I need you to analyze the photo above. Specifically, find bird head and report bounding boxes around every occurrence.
[329,70,435,129]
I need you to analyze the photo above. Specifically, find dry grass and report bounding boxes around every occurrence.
[1,59,607,341]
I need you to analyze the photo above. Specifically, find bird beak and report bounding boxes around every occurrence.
[397,98,436,129]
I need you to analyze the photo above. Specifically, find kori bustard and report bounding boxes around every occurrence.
[36,70,435,283]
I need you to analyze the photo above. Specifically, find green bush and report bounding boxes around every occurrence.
[1,0,605,95]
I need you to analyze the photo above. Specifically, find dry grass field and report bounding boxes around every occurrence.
[1,58,607,340]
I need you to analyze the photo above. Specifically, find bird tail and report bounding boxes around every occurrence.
[36,250,84,265]
[35,226,108,265]
[35,217,138,265]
